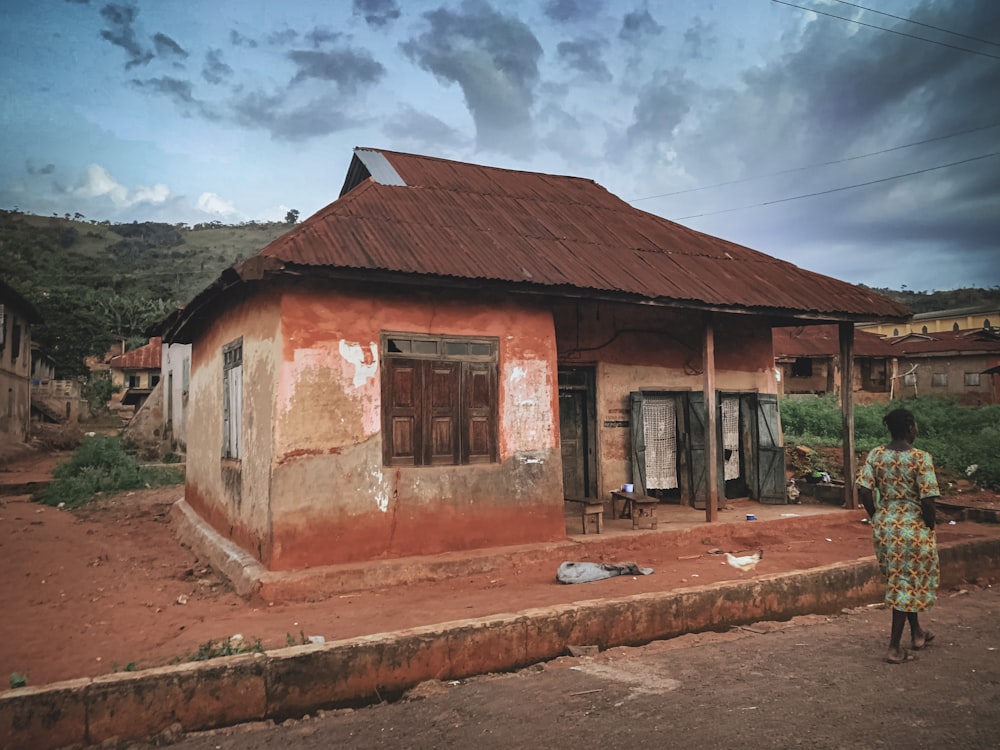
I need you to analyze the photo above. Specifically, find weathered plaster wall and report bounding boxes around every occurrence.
[184,288,281,563]
[162,342,191,449]
[553,303,777,501]
[898,355,999,405]
[265,282,564,570]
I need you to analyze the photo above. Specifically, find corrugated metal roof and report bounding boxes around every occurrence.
[110,337,162,370]
[773,326,897,358]
[888,328,1000,355]
[254,148,910,320]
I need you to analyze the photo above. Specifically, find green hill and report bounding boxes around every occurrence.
[0,209,292,377]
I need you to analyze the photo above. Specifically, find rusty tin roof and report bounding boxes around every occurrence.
[773,325,898,358]
[163,148,911,341]
[109,337,162,370]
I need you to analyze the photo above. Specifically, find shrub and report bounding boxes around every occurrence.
[781,396,1000,491]
[34,435,184,508]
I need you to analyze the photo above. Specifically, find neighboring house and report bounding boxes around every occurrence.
[161,341,192,451]
[888,328,1000,405]
[861,303,998,337]
[0,278,42,445]
[159,148,908,573]
[773,325,899,399]
[108,337,163,411]
[30,342,81,425]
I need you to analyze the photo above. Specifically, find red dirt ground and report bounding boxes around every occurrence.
[2,448,998,690]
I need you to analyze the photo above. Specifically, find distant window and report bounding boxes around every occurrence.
[182,356,190,394]
[790,357,813,377]
[382,333,498,467]
[985,319,992,329]
[903,372,917,386]
[150,373,161,387]
[931,373,948,388]
[921,325,928,334]
[892,328,899,337]
[11,323,21,364]
[127,373,141,388]
[965,372,981,387]
[222,339,243,460]
[953,322,960,331]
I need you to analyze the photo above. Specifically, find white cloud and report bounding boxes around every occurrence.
[73,164,171,208]
[196,191,240,216]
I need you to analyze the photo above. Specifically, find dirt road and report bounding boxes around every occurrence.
[132,585,1000,749]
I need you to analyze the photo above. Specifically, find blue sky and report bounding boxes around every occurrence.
[1,0,998,292]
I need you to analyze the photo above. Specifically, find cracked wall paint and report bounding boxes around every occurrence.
[339,340,379,389]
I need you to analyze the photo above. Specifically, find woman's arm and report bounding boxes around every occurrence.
[858,486,876,519]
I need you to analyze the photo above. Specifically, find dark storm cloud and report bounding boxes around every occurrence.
[202,49,233,84]
[665,0,1000,290]
[288,47,386,93]
[130,76,215,120]
[99,3,153,68]
[305,27,342,47]
[26,162,56,175]
[153,32,187,60]
[557,38,611,81]
[230,90,361,141]
[400,1,543,156]
[682,16,716,60]
[383,105,467,148]
[353,0,401,28]
[543,0,602,23]
[619,8,663,41]
[229,29,258,48]
[626,72,692,141]
[267,29,299,46]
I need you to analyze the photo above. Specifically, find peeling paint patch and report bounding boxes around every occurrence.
[503,359,555,450]
[339,340,378,389]
[371,468,389,512]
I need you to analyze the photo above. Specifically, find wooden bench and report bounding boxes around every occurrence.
[565,498,604,534]
[610,489,659,530]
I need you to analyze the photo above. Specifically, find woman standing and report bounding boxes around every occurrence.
[856,407,940,664]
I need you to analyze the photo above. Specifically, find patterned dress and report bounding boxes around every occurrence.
[856,446,940,612]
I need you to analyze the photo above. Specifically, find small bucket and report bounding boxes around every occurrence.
[623,483,634,493]
[746,514,756,521]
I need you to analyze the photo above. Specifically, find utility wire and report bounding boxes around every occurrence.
[829,0,1000,49]
[673,151,1000,221]
[771,0,1000,60]
[629,122,1000,202]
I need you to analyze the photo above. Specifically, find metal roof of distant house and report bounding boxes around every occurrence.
[887,328,1000,356]
[773,325,898,358]
[161,148,910,340]
[109,337,162,370]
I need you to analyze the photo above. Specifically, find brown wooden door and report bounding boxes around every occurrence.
[559,389,586,499]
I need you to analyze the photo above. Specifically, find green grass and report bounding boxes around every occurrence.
[781,395,1000,491]
[33,435,184,508]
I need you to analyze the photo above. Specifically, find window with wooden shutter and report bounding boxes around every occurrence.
[382,333,498,467]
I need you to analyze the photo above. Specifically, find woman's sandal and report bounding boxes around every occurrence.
[912,631,935,650]
[887,648,915,664]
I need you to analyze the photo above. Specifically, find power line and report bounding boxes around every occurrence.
[771,0,1000,60]
[629,122,1000,203]
[672,151,1000,221]
[829,0,1000,49]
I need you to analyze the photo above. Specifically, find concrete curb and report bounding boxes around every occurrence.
[4,536,999,750]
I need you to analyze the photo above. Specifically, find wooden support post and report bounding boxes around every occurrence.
[840,322,857,509]
[703,316,719,522]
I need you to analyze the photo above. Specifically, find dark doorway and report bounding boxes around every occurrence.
[558,366,597,499]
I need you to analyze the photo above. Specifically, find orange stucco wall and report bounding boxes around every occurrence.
[186,280,565,571]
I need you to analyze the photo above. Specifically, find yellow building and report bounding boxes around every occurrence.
[860,303,998,338]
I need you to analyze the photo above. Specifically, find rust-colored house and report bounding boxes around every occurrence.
[160,148,908,572]
[109,337,163,411]
[888,328,1000,404]
[773,325,900,399]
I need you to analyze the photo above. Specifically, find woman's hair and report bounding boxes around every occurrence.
[883,408,915,440]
